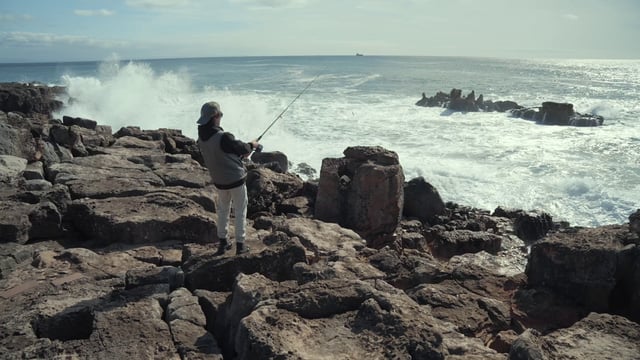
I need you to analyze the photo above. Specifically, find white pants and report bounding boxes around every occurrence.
[215,184,248,243]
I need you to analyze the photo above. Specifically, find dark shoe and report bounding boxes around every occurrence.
[215,238,232,255]
[236,242,250,255]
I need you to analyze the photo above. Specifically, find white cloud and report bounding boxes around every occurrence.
[0,13,33,21]
[0,32,126,48]
[563,13,579,21]
[125,0,193,9]
[74,9,116,17]
[230,0,310,9]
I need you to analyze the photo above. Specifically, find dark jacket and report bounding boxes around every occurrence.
[197,125,253,189]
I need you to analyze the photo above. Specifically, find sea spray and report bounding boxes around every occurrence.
[30,56,640,227]
[57,58,195,132]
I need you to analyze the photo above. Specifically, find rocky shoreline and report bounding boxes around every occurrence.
[416,89,605,126]
[1,82,639,359]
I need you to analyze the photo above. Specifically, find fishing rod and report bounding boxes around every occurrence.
[254,74,321,150]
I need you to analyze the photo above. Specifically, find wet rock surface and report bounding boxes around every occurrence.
[415,89,605,126]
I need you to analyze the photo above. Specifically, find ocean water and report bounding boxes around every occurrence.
[1,55,639,227]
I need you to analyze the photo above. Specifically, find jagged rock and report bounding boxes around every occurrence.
[0,155,27,183]
[408,281,511,341]
[27,201,64,240]
[526,225,640,322]
[403,176,446,225]
[0,201,29,244]
[218,273,447,359]
[47,154,166,199]
[62,115,97,130]
[448,88,479,112]
[366,248,443,290]
[268,217,366,258]
[21,161,44,180]
[0,122,38,161]
[246,167,304,216]
[114,126,200,158]
[276,195,312,216]
[183,238,307,292]
[165,288,223,359]
[539,101,574,125]
[509,313,640,360]
[125,266,185,291]
[66,192,216,245]
[292,162,317,180]
[425,228,503,259]
[629,209,640,235]
[149,156,209,188]
[1,82,637,358]
[415,90,603,126]
[0,243,33,279]
[250,151,288,173]
[0,82,64,116]
[512,210,554,243]
[510,286,587,334]
[315,146,404,245]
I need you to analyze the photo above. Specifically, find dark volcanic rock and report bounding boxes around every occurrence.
[526,225,640,322]
[0,82,64,116]
[315,146,404,246]
[509,313,640,360]
[0,82,636,359]
[66,192,216,245]
[403,176,446,225]
[415,89,603,126]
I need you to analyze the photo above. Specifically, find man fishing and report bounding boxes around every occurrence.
[196,101,259,255]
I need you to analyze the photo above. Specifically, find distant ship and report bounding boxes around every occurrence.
[356,53,364,56]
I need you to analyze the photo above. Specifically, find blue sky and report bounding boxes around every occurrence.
[1,0,639,63]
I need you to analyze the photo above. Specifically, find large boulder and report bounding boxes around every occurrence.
[0,155,27,183]
[315,146,404,245]
[415,89,603,126]
[448,88,479,112]
[509,313,640,360]
[0,122,38,161]
[215,273,449,359]
[526,225,640,322]
[66,192,216,245]
[496,208,554,243]
[0,82,64,116]
[183,238,308,292]
[250,151,288,173]
[629,209,640,235]
[425,228,504,259]
[246,167,304,216]
[539,101,574,125]
[46,154,166,199]
[403,177,446,225]
[0,200,63,244]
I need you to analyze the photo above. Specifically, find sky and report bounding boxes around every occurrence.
[0,0,639,63]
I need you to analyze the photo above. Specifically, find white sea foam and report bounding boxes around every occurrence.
[49,56,640,228]
[57,59,195,132]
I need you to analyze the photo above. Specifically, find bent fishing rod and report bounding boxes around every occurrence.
[254,74,320,151]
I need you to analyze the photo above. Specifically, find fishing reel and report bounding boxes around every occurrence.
[254,144,263,153]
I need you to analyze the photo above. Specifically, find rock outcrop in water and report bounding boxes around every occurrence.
[1,82,639,359]
[416,89,605,126]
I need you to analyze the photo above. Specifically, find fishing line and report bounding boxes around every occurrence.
[256,73,321,143]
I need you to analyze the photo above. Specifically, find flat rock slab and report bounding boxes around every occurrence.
[67,192,216,244]
[0,280,39,299]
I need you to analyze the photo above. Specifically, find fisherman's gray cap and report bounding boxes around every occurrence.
[197,101,222,125]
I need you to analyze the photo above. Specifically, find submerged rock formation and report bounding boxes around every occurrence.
[1,82,639,359]
[416,89,604,126]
